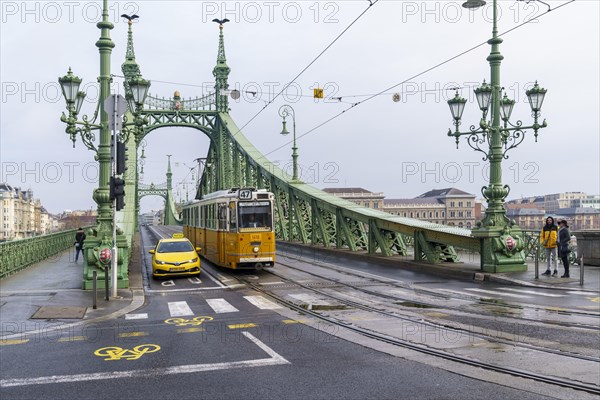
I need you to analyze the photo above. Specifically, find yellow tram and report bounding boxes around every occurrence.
[182,188,276,270]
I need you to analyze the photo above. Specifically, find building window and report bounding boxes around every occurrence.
[450,201,455,207]
[467,211,472,217]
[410,212,413,218]
[374,203,378,209]
[403,212,407,217]
[416,212,420,218]
[450,211,455,218]
[467,201,472,207]
[458,201,463,207]
[459,211,464,217]
[459,222,464,228]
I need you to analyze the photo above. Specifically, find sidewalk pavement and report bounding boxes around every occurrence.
[0,234,144,337]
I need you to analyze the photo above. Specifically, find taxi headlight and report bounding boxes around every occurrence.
[156,259,166,265]
[185,257,199,263]
[253,246,259,253]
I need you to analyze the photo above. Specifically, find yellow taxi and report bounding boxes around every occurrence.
[149,234,201,278]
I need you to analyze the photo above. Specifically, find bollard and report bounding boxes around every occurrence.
[104,266,110,301]
[534,244,539,279]
[580,252,584,286]
[92,271,97,309]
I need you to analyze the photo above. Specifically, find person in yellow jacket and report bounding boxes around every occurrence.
[540,216,558,276]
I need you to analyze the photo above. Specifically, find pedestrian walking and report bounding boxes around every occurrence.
[74,227,86,263]
[539,216,558,276]
[557,219,571,278]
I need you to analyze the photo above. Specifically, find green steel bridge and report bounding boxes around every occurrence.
[5,1,537,288]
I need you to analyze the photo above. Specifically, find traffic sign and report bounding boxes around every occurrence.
[104,94,127,131]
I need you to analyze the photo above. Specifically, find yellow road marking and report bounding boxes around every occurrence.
[423,312,449,318]
[588,297,600,303]
[177,327,205,333]
[118,332,149,338]
[545,307,567,312]
[228,323,257,329]
[94,344,160,361]
[58,336,87,342]
[282,319,307,324]
[0,339,29,346]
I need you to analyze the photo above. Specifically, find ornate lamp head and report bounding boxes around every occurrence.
[500,94,515,121]
[59,68,82,104]
[448,91,467,121]
[526,81,547,113]
[280,119,290,136]
[474,81,493,113]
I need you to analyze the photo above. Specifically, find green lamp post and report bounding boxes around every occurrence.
[58,0,150,289]
[278,104,299,182]
[447,0,548,272]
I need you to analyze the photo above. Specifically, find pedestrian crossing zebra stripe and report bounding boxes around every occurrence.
[463,288,532,299]
[499,288,565,297]
[206,298,239,313]
[243,295,282,309]
[168,301,194,317]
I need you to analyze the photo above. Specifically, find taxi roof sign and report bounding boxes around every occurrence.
[172,233,185,239]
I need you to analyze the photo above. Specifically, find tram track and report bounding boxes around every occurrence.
[259,265,600,362]
[233,273,600,396]
[275,249,600,329]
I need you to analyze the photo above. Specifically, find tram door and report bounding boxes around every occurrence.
[217,203,228,265]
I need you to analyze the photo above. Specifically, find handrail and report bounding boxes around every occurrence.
[0,227,93,279]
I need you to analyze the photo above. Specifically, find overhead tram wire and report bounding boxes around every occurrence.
[230,0,381,138]
[261,0,576,158]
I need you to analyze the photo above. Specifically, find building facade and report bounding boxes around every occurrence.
[0,183,54,241]
[322,188,385,209]
[385,188,477,228]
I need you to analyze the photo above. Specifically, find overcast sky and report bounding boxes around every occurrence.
[1,0,598,214]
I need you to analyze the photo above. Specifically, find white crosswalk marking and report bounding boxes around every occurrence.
[125,313,148,320]
[243,295,282,309]
[567,291,595,296]
[464,288,532,299]
[168,301,194,317]
[206,298,239,313]
[499,287,565,297]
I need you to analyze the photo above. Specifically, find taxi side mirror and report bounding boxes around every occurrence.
[149,249,155,254]
[195,247,201,252]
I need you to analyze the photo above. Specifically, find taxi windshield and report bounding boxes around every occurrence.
[157,241,194,253]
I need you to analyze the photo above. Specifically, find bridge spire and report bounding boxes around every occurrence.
[213,21,231,112]
[121,16,142,98]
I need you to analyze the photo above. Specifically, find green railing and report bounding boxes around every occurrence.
[0,228,88,279]
[522,229,579,265]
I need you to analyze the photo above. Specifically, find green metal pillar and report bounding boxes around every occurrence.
[81,0,129,289]
[470,0,526,272]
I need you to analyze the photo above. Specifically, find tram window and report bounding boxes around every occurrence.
[229,202,237,231]
[238,202,272,229]
[218,204,228,230]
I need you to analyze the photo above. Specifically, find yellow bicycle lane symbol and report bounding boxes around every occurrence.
[164,316,214,327]
[94,344,160,361]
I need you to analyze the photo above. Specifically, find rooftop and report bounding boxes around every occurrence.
[416,188,475,199]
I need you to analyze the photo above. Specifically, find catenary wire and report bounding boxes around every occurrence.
[261,0,575,158]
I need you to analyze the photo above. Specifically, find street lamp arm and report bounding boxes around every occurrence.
[466,133,491,162]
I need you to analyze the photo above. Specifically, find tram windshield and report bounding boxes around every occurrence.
[238,201,272,230]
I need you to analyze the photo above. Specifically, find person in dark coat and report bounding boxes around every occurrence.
[557,220,571,278]
[74,227,86,262]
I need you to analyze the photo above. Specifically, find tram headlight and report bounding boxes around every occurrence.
[253,246,259,253]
